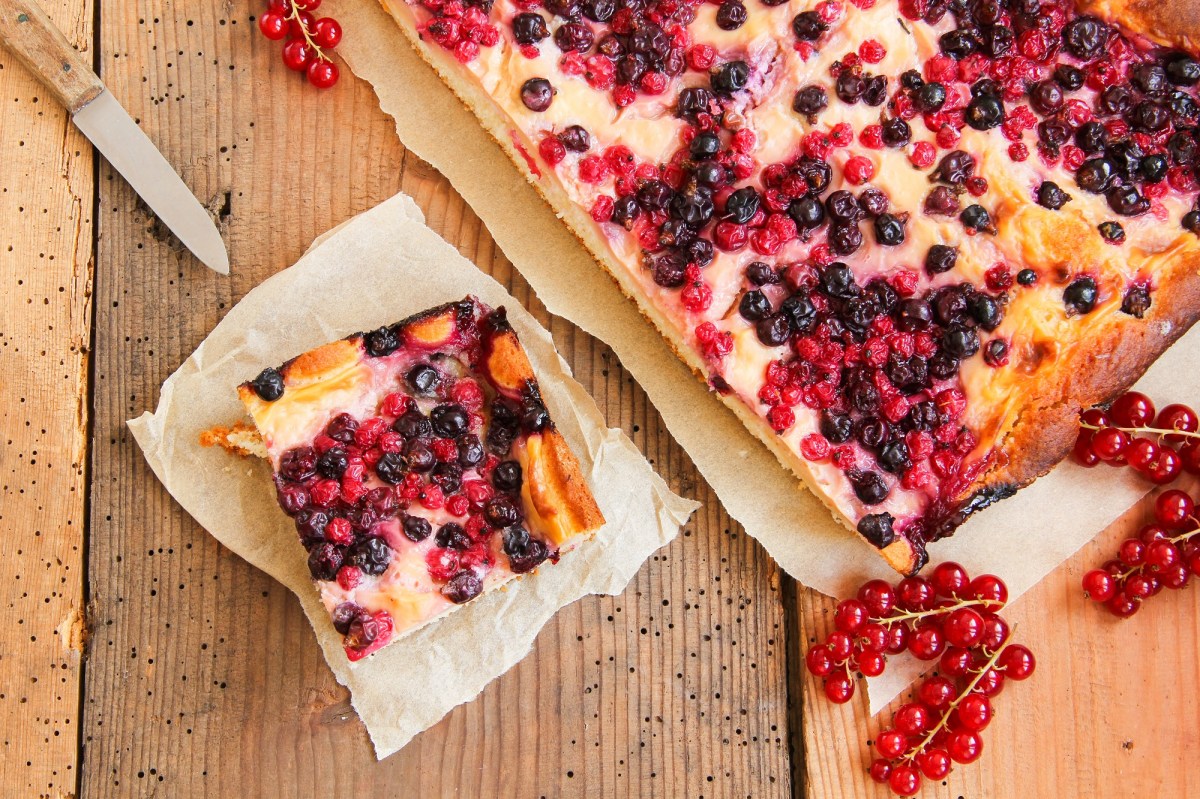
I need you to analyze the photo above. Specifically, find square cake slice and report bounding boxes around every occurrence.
[237,297,605,661]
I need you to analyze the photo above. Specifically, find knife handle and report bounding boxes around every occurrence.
[0,0,103,113]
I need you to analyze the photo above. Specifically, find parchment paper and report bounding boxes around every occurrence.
[128,193,698,758]
[333,0,1200,712]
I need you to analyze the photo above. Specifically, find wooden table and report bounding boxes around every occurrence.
[2,2,1198,797]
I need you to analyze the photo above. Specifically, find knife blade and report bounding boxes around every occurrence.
[0,0,229,274]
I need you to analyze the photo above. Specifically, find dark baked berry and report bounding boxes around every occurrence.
[858,188,889,217]
[1063,276,1098,314]
[436,522,472,551]
[900,69,924,90]
[1029,81,1064,114]
[1121,283,1152,318]
[1166,53,1200,86]
[442,571,484,603]
[1037,181,1071,210]
[365,325,400,357]
[430,403,469,438]
[862,75,889,106]
[374,452,407,485]
[924,186,960,216]
[250,367,285,401]
[793,84,829,117]
[457,434,485,468]
[819,262,858,298]
[1184,210,1200,233]
[512,12,549,43]
[756,313,792,346]
[878,441,911,474]
[960,204,994,233]
[689,132,721,160]
[788,195,826,229]
[851,471,889,505]
[1075,157,1114,193]
[402,514,433,542]
[492,460,522,491]
[316,447,349,479]
[738,290,772,322]
[559,125,591,152]
[1107,185,1150,217]
[1098,221,1126,243]
[677,86,715,120]
[1016,268,1037,285]
[1167,134,1195,166]
[554,22,594,53]
[716,0,748,30]
[836,71,865,104]
[925,244,957,275]
[393,408,432,440]
[1074,121,1107,154]
[406,364,440,395]
[347,537,393,575]
[332,602,360,635]
[432,461,463,494]
[856,416,890,449]
[968,294,1003,331]
[1132,101,1170,132]
[857,512,895,548]
[583,0,615,21]
[484,495,522,528]
[983,339,1009,367]
[724,186,760,224]
[746,261,780,286]
[711,60,750,94]
[942,325,980,358]
[1133,63,1168,96]
[1054,64,1085,90]
[897,298,933,331]
[981,25,1014,58]
[820,411,853,444]
[280,446,317,482]
[874,213,905,245]
[520,78,555,112]
[825,190,864,223]
[881,117,911,147]
[914,81,946,112]
[792,10,827,40]
[295,510,329,545]
[931,150,975,185]
[326,412,359,443]
[504,526,549,574]
[308,543,344,581]
[965,95,1005,130]
[1062,16,1108,60]
[940,28,978,59]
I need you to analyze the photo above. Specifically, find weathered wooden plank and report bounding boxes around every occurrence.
[798,488,1200,798]
[81,4,791,797]
[0,1,94,796]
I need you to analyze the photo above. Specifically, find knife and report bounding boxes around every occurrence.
[0,0,230,274]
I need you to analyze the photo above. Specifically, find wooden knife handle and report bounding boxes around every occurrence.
[0,0,103,113]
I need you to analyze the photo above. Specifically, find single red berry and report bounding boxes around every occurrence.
[857,579,896,616]
[1082,569,1117,602]
[1089,427,1130,461]
[884,623,908,654]
[908,623,945,660]
[875,729,908,759]
[918,748,952,780]
[1140,524,1169,544]
[282,39,314,71]
[1107,591,1140,617]
[307,58,339,88]
[1081,407,1110,428]
[888,764,921,796]
[1145,540,1181,571]
[939,646,975,678]
[312,17,342,48]
[1125,438,1160,471]
[975,667,1005,696]
[909,141,936,169]
[336,564,363,590]
[999,644,1036,680]
[955,693,993,732]
[858,621,890,653]
[805,644,834,676]
[289,9,315,39]
[834,599,869,633]
[917,675,955,709]
[258,11,289,40]
[856,650,886,676]
[969,574,1007,609]
[843,155,875,184]
[1072,433,1101,467]
[947,730,984,764]
[978,613,1009,649]
[826,630,854,660]
[1148,447,1183,484]
[1110,391,1155,427]
[1181,443,1200,474]
[824,672,855,703]
[1155,489,1194,528]
[897,576,935,610]
[930,562,970,597]
[894,702,931,736]
[1119,537,1147,566]
[1156,403,1199,443]
[942,607,984,648]
[869,758,892,783]
[1125,572,1155,599]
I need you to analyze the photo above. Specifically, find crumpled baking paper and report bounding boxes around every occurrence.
[128,193,698,757]
[332,0,1200,712]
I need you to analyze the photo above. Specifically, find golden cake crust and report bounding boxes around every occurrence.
[1079,0,1200,51]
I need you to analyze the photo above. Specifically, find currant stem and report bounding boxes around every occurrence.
[900,628,1018,764]
[283,2,332,62]
[1079,421,1200,442]
[871,598,990,627]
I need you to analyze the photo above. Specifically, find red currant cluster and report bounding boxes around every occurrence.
[257,0,342,89]
[1072,391,1200,482]
[1082,488,1200,617]
[805,563,1035,797]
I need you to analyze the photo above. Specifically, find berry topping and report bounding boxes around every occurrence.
[250,367,285,401]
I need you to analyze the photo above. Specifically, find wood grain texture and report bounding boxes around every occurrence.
[797,484,1200,798]
[0,1,93,797]
[79,4,790,797]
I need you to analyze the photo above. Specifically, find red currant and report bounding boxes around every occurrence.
[857,579,896,616]
[869,758,892,784]
[1148,447,1184,483]
[306,58,339,88]
[918,748,952,780]
[312,17,343,48]
[805,644,834,676]
[1146,539,1181,571]
[1118,537,1146,566]
[834,598,869,633]
[1140,524,1169,544]
[1081,407,1110,428]
[826,631,853,660]
[1157,403,1199,443]
[1155,490,1194,528]
[975,667,1005,696]
[1089,427,1130,461]
[908,623,946,660]
[930,562,970,597]
[888,764,921,796]
[978,613,1009,649]
[955,693,993,732]
[824,672,855,703]
[1125,438,1160,471]
[969,574,1008,610]
[1160,562,1191,589]
[282,39,314,71]
[1072,433,1101,467]
[1111,391,1155,427]
[893,702,931,736]
[858,622,890,653]
[947,730,984,764]
[1182,442,1200,474]
[885,623,909,654]
[917,675,956,709]
[998,644,1036,680]
[1082,569,1117,602]
[939,646,975,678]
[897,576,935,610]
[1106,591,1140,617]
[856,650,886,676]
[258,11,289,40]
[1125,573,1155,599]
[942,607,985,648]
[875,729,909,759]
